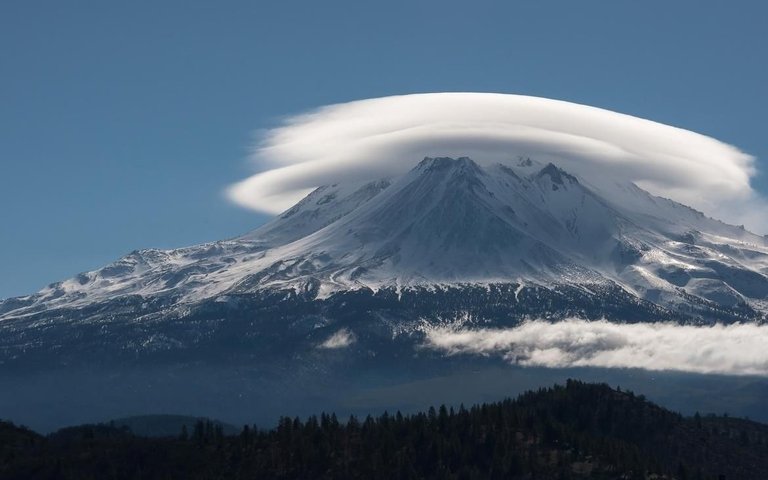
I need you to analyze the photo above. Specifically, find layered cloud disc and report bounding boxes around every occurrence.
[227,93,761,230]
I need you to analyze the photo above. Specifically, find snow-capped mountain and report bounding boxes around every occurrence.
[3,156,767,319]
[1,156,768,368]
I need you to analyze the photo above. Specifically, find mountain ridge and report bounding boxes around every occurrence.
[3,381,768,479]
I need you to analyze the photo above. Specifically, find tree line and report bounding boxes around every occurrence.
[2,380,768,479]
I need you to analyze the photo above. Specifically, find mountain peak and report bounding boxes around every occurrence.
[536,163,579,187]
[517,157,534,168]
[417,156,481,172]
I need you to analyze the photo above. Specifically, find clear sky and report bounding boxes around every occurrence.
[1,0,766,299]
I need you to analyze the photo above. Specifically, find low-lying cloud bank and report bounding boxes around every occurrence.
[424,319,768,376]
[227,93,764,231]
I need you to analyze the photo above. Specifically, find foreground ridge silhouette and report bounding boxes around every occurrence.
[2,380,767,479]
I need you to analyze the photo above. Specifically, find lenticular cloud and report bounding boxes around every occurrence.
[227,92,761,229]
[424,320,768,377]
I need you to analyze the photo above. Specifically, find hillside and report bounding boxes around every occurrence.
[1,381,767,479]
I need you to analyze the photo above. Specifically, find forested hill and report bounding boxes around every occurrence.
[2,380,768,479]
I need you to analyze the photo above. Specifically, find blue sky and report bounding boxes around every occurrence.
[1,0,766,299]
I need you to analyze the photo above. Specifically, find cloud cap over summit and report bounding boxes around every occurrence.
[227,93,762,232]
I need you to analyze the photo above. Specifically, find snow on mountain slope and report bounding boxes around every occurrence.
[238,178,392,247]
[0,180,392,318]
[256,157,615,290]
[2,156,768,321]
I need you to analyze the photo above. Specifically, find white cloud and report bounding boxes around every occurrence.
[319,328,356,349]
[226,93,764,231]
[424,319,768,376]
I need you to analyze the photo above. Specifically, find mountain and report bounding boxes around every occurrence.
[2,157,767,327]
[3,157,768,358]
[2,156,768,431]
